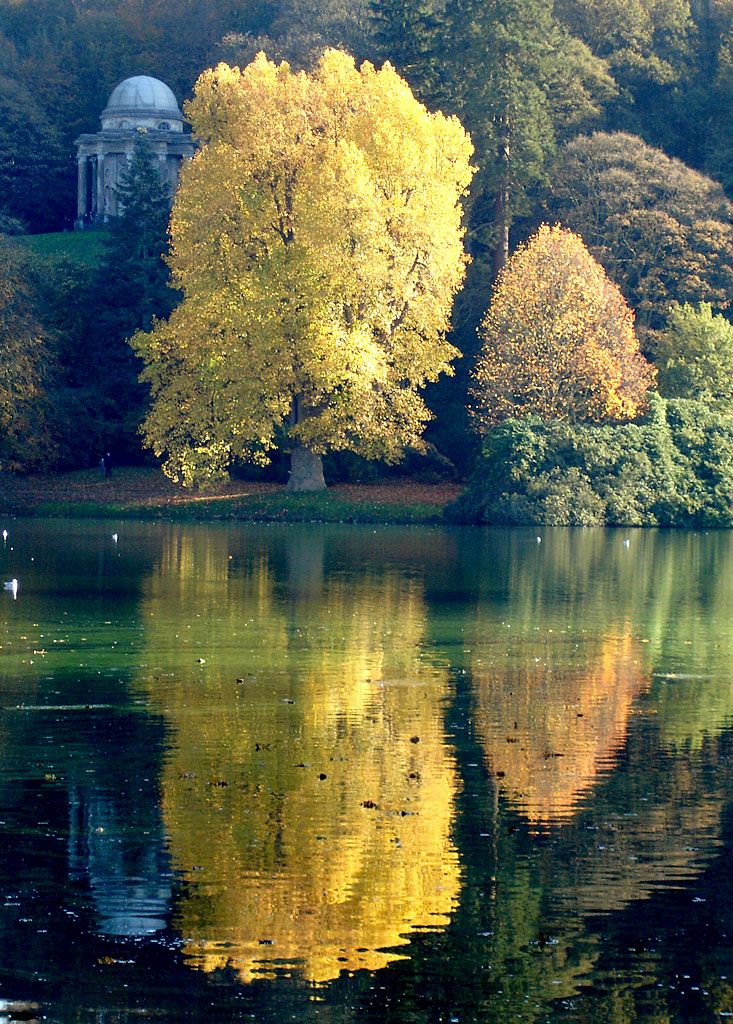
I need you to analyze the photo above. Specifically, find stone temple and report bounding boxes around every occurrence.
[75,75,196,227]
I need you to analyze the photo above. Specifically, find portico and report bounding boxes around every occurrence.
[75,75,196,227]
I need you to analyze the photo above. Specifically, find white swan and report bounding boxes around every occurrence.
[3,579,18,598]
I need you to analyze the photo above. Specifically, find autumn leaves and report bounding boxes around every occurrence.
[472,225,656,430]
[134,50,655,489]
[133,50,475,489]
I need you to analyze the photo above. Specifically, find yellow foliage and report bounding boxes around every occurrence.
[472,225,656,429]
[133,50,475,485]
[472,632,650,826]
[134,528,461,983]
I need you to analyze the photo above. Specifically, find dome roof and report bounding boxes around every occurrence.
[101,76,183,129]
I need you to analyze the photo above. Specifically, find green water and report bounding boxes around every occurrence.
[0,519,731,1023]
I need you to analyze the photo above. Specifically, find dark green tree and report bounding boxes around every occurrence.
[0,75,67,231]
[88,132,178,460]
[367,0,440,100]
[102,131,177,333]
[45,133,180,465]
[438,0,615,277]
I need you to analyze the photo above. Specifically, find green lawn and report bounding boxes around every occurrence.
[15,230,106,265]
[3,467,458,525]
[33,491,447,525]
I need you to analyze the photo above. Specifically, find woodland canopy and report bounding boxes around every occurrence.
[1,0,732,521]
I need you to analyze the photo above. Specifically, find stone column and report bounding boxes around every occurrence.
[96,152,106,222]
[76,154,88,228]
[90,158,98,218]
[157,149,171,197]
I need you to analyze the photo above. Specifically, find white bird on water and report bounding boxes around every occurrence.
[112,533,118,543]
[1,529,7,543]
[3,579,18,598]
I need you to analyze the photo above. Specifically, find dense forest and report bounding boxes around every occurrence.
[1,0,733,511]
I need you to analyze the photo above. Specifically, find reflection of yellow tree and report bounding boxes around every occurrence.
[472,633,650,826]
[136,527,461,983]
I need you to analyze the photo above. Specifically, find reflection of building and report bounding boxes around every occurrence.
[75,75,196,227]
[68,783,172,937]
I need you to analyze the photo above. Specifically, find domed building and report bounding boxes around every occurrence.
[75,75,196,227]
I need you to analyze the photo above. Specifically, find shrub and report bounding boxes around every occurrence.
[448,394,733,526]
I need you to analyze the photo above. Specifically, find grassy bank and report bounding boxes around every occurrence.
[1,467,459,526]
[15,230,105,265]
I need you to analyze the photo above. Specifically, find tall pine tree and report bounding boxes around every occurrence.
[71,132,179,462]
[367,0,442,100]
[440,0,615,276]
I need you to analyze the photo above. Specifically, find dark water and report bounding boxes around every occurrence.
[0,519,732,1023]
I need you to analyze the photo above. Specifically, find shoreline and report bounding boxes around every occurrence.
[0,467,460,526]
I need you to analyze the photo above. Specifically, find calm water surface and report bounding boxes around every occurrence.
[0,519,732,1023]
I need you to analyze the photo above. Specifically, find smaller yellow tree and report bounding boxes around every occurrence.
[471,225,656,429]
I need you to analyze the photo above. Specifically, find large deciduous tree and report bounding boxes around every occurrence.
[133,49,475,490]
[547,132,733,341]
[471,225,656,428]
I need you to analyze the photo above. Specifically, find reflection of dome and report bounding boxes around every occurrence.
[101,76,184,132]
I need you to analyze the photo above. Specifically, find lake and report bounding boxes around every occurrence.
[0,518,732,1023]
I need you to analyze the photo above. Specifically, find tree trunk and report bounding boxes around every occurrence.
[287,444,326,492]
[492,183,510,282]
[492,113,511,282]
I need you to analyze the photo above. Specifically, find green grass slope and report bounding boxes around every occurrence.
[15,230,105,265]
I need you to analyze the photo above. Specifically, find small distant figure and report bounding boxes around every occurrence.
[103,452,112,478]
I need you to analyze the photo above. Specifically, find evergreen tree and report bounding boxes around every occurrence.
[439,0,615,278]
[367,0,441,100]
[102,130,177,333]
[70,133,179,463]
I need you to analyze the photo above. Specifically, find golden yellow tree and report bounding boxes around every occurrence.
[133,49,474,490]
[471,225,656,429]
